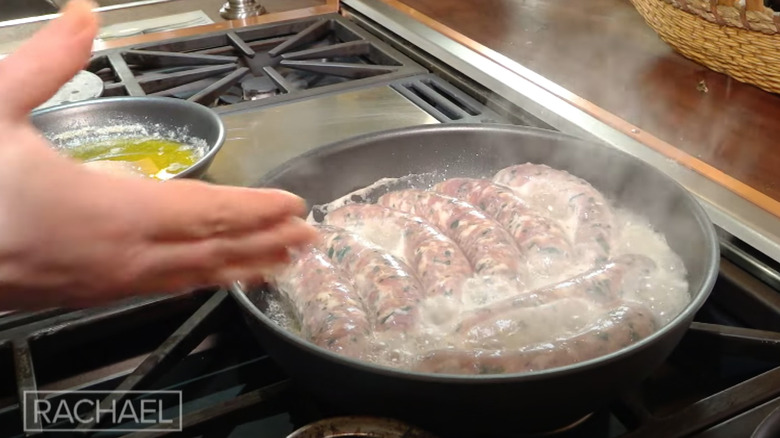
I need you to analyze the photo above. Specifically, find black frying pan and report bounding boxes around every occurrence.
[228,123,719,437]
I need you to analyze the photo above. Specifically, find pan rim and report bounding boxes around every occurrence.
[229,122,720,383]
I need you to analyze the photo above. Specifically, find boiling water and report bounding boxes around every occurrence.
[264,173,691,371]
[610,208,690,326]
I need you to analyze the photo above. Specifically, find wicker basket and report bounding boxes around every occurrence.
[630,0,780,93]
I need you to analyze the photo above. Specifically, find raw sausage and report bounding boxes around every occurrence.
[323,203,473,300]
[267,246,372,359]
[455,254,656,336]
[377,189,526,283]
[493,163,615,263]
[316,224,423,334]
[416,302,658,375]
[459,297,608,350]
[433,177,572,275]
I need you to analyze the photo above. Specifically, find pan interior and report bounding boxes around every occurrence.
[240,124,718,380]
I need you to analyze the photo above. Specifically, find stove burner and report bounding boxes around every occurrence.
[36,70,103,109]
[219,93,244,105]
[83,15,426,109]
[514,413,595,437]
[753,406,780,438]
[287,416,439,438]
[241,75,278,100]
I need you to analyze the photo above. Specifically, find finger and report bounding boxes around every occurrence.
[209,217,319,265]
[115,217,316,292]
[0,0,98,118]
[131,249,292,295]
[140,179,310,241]
[137,217,317,276]
[212,250,292,287]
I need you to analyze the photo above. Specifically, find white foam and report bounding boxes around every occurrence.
[265,172,692,372]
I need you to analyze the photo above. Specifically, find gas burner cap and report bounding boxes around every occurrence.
[219,94,243,105]
[286,416,439,438]
[36,70,104,110]
[241,76,277,100]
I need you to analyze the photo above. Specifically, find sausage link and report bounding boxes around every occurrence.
[493,163,615,263]
[377,189,526,282]
[316,224,423,334]
[455,254,656,335]
[416,302,658,375]
[433,178,572,275]
[323,203,473,300]
[267,246,372,359]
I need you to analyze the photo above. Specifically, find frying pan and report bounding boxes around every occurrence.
[228,123,719,436]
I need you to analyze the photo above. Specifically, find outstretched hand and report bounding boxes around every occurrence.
[0,0,318,310]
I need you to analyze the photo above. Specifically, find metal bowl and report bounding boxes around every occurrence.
[29,96,226,179]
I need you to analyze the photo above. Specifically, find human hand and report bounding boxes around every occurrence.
[0,0,318,310]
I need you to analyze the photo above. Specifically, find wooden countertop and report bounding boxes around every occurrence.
[384,0,780,217]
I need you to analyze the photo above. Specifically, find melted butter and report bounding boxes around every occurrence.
[66,137,202,180]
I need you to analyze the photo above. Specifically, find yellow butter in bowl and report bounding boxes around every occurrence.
[69,137,203,180]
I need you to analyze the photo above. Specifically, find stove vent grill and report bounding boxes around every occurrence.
[391,75,503,124]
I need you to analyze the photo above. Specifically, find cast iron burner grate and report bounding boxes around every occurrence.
[85,14,426,113]
[0,253,777,437]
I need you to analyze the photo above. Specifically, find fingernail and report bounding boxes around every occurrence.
[272,188,305,201]
[67,0,99,10]
[60,0,99,30]
[287,192,306,204]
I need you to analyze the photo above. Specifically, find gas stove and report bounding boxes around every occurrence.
[3,5,780,438]
[86,14,429,111]
[0,248,777,438]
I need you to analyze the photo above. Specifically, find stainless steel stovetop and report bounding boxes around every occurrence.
[0,4,778,438]
[78,12,541,188]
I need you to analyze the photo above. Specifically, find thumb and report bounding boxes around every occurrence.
[0,0,99,119]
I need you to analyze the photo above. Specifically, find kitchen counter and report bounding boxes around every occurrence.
[373,0,780,220]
